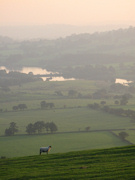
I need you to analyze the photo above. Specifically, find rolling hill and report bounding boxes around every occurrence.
[0,145,135,179]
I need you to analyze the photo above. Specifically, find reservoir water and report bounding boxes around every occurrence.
[0,66,75,81]
[115,79,132,86]
[0,66,132,84]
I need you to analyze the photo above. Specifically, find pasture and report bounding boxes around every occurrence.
[0,107,134,135]
[1,145,135,179]
[0,131,129,158]
[1,79,135,159]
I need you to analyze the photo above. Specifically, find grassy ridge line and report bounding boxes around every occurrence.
[1,145,135,179]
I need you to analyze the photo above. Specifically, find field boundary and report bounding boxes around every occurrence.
[110,131,133,145]
[0,128,132,137]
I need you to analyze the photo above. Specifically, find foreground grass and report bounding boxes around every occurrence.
[0,145,135,179]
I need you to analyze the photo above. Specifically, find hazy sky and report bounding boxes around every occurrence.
[0,0,135,26]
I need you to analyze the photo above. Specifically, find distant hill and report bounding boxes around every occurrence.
[0,24,130,40]
[1,145,135,179]
[0,26,135,80]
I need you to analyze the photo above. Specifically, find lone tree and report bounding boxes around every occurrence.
[85,126,91,132]
[119,132,129,139]
[5,122,18,136]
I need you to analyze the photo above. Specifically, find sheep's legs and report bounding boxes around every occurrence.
[39,151,49,155]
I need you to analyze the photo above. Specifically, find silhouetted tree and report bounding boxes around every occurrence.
[12,106,18,111]
[47,103,55,109]
[18,104,27,110]
[120,97,128,105]
[85,126,91,132]
[49,122,58,133]
[34,121,45,134]
[5,122,18,136]
[26,123,36,134]
[45,122,50,133]
[40,101,47,109]
[119,132,129,139]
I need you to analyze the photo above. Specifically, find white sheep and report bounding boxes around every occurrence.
[39,146,52,155]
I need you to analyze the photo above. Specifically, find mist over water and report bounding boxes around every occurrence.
[0,66,131,83]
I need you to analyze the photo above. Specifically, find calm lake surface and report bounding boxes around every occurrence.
[115,79,132,86]
[0,66,75,81]
[0,66,132,83]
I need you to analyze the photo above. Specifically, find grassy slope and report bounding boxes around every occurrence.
[0,145,135,179]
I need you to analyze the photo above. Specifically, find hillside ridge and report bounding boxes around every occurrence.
[1,145,135,179]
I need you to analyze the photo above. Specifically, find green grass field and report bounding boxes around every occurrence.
[1,80,135,160]
[0,131,129,158]
[0,107,134,135]
[1,145,135,179]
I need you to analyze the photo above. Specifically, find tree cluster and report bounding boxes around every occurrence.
[40,101,55,109]
[62,65,115,82]
[0,70,42,87]
[26,121,58,134]
[12,104,27,111]
[4,121,58,136]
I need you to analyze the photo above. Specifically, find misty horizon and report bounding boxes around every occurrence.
[1,0,135,39]
[0,23,133,40]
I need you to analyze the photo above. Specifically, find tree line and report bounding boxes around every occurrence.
[0,70,42,87]
[87,103,135,121]
[26,121,57,134]
[5,121,58,136]
[1,101,55,113]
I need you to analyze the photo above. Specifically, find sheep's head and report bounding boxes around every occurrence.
[48,146,52,152]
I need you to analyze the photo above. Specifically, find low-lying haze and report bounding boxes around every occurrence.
[0,0,135,39]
